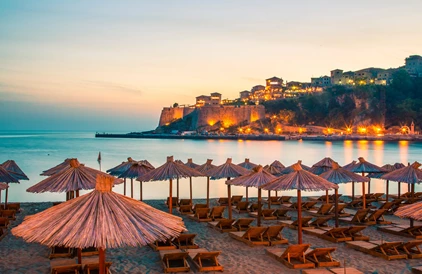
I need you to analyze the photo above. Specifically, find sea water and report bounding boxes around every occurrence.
[1,130,421,203]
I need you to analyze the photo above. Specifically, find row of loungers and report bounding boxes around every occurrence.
[228,225,288,247]
[303,226,369,243]
[0,203,22,242]
[378,224,422,239]
[50,257,111,274]
[346,240,422,260]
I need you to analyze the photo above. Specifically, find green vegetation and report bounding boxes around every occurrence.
[262,70,422,130]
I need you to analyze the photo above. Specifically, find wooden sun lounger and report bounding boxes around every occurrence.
[83,262,112,274]
[378,225,422,239]
[50,259,83,274]
[364,209,391,225]
[178,205,193,215]
[231,195,243,205]
[308,195,326,202]
[159,249,190,273]
[264,225,288,245]
[309,217,332,228]
[391,191,412,199]
[232,218,254,231]
[232,201,249,213]
[329,203,351,217]
[179,199,191,206]
[81,247,99,257]
[188,208,212,222]
[265,244,315,269]
[248,203,262,212]
[330,267,364,274]
[208,219,237,233]
[308,204,334,217]
[281,202,304,211]
[166,197,179,207]
[192,203,207,214]
[266,196,281,205]
[0,209,16,221]
[5,203,21,213]
[397,240,422,259]
[346,240,408,260]
[279,196,292,204]
[208,206,225,221]
[173,234,199,249]
[279,217,313,229]
[186,248,223,272]
[0,217,9,230]
[305,247,340,267]
[217,197,228,206]
[339,209,370,225]
[302,227,352,243]
[328,194,342,203]
[49,246,73,259]
[344,226,369,241]
[346,199,363,208]
[249,209,276,220]
[228,227,270,247]
[274,209,291,220]
[149,238,177,251]
[302,201,318,210]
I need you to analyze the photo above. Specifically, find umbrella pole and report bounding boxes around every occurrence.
[335,188,339,228]
[131,178,134,198]
[246,187,248,203]
[76,190,79,198]
[386,180,389,201]
[177,177,179,202]
[77,248,82,264]
[99,247,106,274]
[398,182,401,197]
[297,189,303,244]
[326,190,329,204]
[368,178,371,195]
[189,177,193,205]
[411,184,415,227]
[275,191,278,198]
[362,173,366,209]
[352,181,355,201]
[257,188,262,227]
[169,179,173,214]
[140,181,143,201]
[227,182,232,220]
[5,186,8,208]
[124,178,126,196]
[206,177,210,207]
[408,183,411,193]
[268,190,271,209]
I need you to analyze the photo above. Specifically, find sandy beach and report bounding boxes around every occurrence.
[1,197,422,274]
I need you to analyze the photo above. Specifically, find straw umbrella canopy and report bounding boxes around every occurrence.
[367,164,399,201]
[27,159,122,199]
[395,201,422,222]
[262,162,338,244]
[205,158,250,219]
[2,160,29,180]
[12,174,186,274]
[381,161,422,226]
[310,157,338,175]
[195,159,216,207]
[342,160,357,171]
[0,165,20,208]
[263,164,283,176]
[107,157,137,196]
[0,182,9,209]
[138,156,204,214]
[346,157,386,209]
[226,165,276,226]
[119,161,155,200]
[41,158,73,176]
[279,161,312,174]
[270,160,285,170]
[184,159,200,205]
[320,162,369,227]
[237,158,258,170]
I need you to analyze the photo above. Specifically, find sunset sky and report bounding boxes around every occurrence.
[1,1,422,131]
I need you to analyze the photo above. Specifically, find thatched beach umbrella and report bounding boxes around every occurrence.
[206,158,249,219]
[120,161,155,200]
[395,201,422,222]
[262,162,338,244]
[367,164,398,201]
[107,157,137,196]
[226,165,276,226]
[2,160,29,180]
[195,159,216,207]
[320,162,369,227]
[279,161,312,174]
[184,159,200,204]
[12,175,186,274]
[41,158,73,176]
[310,157,338,175]
[346,157,386,209]
[138,156,204,214]
[264,161,285,196]
[0,182,9,209]
[381,162,422,226]
[238,158,258,170]
[0,165,20,208]
[27,159,122,199]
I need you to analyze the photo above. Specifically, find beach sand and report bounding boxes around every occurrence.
[1,198,421,274]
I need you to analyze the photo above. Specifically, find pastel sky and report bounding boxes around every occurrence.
[1,1,422,131]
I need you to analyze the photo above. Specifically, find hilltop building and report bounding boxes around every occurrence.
[406,55,422,77]
[195,92,222,107]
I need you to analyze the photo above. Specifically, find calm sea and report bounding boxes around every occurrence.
[1,131,421,203]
